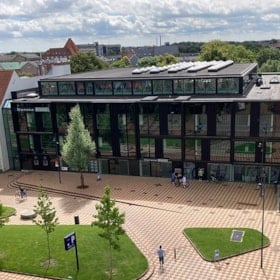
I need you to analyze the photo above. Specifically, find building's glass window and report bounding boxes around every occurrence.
[80,104,94,135]
[217,78,239,94]
[264,141,279,163]
[41,135,56,153]
[163,138,181,159]
[235,103,250,137]
[234,141,255,162]
[96,105,112,156]
[139,104,159,136]
[174,79,194,95]
[95,81,113,96]
[85,82,94,95]
[41,82,58,96]
[140,137,155,158]
[41,112,52,132]
[208,163,231,181]
[153,80,172,95]
[19,135,31,152]
[210,140,230,161]
[185,139,201,161]
[118,105,136,157]
[56,104,68,134]
[58,82,75,96]
[76,82,85,95]
[133,80,152,95]
[259,103,280,137]
[113,81,132,96]
[168,104,181,136]
[195,78,216,95]
[185,105,207,136]
[216,103,231,136]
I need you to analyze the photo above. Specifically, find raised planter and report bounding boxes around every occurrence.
[20,209,37,220]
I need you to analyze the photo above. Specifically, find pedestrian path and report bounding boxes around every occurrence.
[0,170,280,279]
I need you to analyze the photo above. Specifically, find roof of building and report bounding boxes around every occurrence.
[41,62,257,82]
[43,38,79,58]
[0,70,14,104]
[0,62,29,70]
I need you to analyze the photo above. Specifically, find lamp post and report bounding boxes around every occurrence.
[258,142,265,269]
[54,134,61,184]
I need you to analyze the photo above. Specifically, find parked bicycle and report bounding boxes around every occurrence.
[15,187,27,202]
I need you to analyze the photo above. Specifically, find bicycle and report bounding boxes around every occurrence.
[15,189,27,202]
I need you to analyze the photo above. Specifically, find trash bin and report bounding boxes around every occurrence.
[74,215,79,224]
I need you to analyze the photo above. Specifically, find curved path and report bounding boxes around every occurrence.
[1,170,280,280]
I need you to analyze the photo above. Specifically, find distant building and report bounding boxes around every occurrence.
[42,38,80,63]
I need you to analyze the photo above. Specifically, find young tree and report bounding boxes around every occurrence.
[61,104,95,188]
[33,187,59,266]
[92,186,125,279]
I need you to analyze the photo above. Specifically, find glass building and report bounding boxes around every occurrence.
[5,61,280,183]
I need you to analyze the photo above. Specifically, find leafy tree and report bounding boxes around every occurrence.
[260,59,280,72]
[137,56,158,67]
[61,104,95,188]
[198,40,255,62]
[0,204,8,227]
[111,56,131,68]
[70,52,109,73]
[137,54,178,67]
[157,54,178,66]
[33,187,59,266]
[92,186,125,279]
[256,47,280,68]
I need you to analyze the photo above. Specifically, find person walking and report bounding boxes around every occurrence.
[182,175,188,188]
[157,245,165,268]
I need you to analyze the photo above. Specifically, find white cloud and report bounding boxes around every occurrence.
[0,0,279,52]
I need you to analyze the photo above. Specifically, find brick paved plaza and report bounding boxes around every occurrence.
[1,170,280,280]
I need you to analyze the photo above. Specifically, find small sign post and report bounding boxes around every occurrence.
[64,232,79,270]
[214,249,220,262]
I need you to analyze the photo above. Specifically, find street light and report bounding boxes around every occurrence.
[54,134,61,184]
[258,142,265,269]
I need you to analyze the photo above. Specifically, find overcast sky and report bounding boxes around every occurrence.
[0,0,279,53]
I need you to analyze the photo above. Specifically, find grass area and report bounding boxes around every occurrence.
[184,228,270,261]
[1,206,16,218]
[0,225,148,280]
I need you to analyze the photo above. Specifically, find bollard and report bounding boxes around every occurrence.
[74,215,80,224]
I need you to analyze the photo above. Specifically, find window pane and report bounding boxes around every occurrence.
[133,80,152,95]
[174,79,194,95]
[58,82,75,96]
[41,82,58,96]
[140,137,155,158]
[195,79,216,95]
[95,81,112,96]
[235,103,250,137]
[210,140,230,161]
[217,78,239,94]
[113,81,132,96]
[234,141,255,162]
[185,139,201,161]
[153,80,172,95]
[163,138,181,159]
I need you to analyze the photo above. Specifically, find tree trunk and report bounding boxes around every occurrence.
[80,172,84,188]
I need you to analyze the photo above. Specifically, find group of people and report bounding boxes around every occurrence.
[171,172,188,188]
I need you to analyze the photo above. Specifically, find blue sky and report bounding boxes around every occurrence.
[0,0,279,53]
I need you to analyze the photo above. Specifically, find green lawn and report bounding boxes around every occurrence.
[235,143,274,154]
[1,206,16,218]
[184,227,270,261]
[0,225,148,280]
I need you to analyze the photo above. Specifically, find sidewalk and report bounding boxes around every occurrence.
[1,170,280,279]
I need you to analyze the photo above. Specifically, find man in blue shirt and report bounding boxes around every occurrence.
[157,245,165,267]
